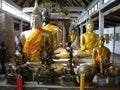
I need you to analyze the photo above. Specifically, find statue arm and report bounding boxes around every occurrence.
[80,34,85,50]
[92,48,97,66]
[19,32,25,45]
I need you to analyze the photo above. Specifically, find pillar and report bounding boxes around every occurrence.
[99,0,104,36]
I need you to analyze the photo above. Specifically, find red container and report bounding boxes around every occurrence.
[17,76,23,90]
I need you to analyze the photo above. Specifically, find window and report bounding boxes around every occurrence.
[104,0,109,4]
[95,4,98,11]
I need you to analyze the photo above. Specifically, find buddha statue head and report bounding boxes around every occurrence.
[98,35,105,47]
[30,0,42,28]
[85,17,94,32]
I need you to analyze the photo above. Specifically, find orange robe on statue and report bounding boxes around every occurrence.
[23,28,44,62]
[95,47,110,66]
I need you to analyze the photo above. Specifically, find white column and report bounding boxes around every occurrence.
[80,25,83,35]
[99,11,104,36]
[20,20,23,32]
[99,0,104,36]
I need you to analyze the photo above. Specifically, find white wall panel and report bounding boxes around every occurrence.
[115,26,120,55]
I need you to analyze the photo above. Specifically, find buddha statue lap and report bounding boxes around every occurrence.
[76,18,99,58]
[20,0,53,62]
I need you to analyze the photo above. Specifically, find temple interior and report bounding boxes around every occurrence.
[0,0,120,90]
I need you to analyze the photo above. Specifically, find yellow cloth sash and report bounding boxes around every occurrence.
[23,28,43,62]
[81,32,99,51]
[43,24,61,49]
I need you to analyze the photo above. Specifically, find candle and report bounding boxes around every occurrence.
[80,73,85,90]
[17,76,23,90]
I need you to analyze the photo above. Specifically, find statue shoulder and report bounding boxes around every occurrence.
[43,29,53,37]
[19,29,32,45]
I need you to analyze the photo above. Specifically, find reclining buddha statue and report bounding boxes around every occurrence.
[20,0,53,62]
[76,18,99,58]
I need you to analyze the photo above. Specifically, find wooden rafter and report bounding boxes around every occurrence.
[20,0,26,7]
[93,4,120,21]
[75,0,82,7]
[58,0,65,7]
[104,20,116,26]
[22,0,29,7]
[82,0,89,6]
[72,0,78,6]
[61,0,69,6]
[15,0,19,3]
[105,17,120,24]
[72,0,79,6]
[29,0,35,7]
[81,0,87,7]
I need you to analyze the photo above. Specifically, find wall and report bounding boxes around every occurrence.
[114,26,120,55]
[104,27,114,53]
[0,13,15,61]
[94,27,114,53]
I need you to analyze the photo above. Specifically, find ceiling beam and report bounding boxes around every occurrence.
[74,0,82,6]
[60,0,68,6]
[93,3,120,21]
[22,0,29,7]
[72,0,79,6]
[66,0,73,6]
[70,13,81,18]
[20,0,26,7]
[29,0,35,7]
[59,0,66,7]
[22,6,85,13]
[22,7,34,13]
[105,18,120,24]
[108,14,120,20]
[80,0,87,7]
[86,0,90,4]
[61,0,69,6]
[82,0,89,6]
[15,0,19,3]
[104,20,116,26]
[65,7,85,12]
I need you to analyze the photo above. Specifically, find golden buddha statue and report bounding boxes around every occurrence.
[92,35,111,73]
[76,18,99,58]
[43,23,61,50]
[43,24,69,59]
[19,0,53,62]
[70,30,77,43]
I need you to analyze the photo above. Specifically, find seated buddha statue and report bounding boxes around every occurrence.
[41,8,69,59]
[43,23,69,59]
[43,23,61,50]
[76,18,99,58]
[92,35,111,73]
[19,0,53,62]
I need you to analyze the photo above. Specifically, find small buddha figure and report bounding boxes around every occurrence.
[76,18,99,58]
[92,35,111,73]
[70,29,77,43]
[19,0,53,62]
